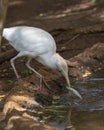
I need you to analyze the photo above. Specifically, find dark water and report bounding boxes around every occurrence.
[41,70,104,130]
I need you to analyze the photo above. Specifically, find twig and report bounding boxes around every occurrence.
[57,34,80,52]
[64,34,80,46]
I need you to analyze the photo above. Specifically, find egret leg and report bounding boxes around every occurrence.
[26,57,42,77]
[10,52,25,79]
[26,57,48,89]
[10,51,30,79]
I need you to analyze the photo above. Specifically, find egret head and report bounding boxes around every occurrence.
[55,54,82,99]
[55,54,71,87]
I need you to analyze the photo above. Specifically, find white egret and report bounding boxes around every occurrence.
[3,26,82,99]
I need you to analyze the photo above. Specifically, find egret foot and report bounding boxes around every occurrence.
[66,87,82,99]
[17,78,23,86]
[40,76,51,90]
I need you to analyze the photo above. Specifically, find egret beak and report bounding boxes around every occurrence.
[66,87,82,99]
[64,72,82,99]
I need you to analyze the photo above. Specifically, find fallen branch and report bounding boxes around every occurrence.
[0,49,17,64]
[54,23,104,36]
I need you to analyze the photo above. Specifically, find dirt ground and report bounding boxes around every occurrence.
[0,0,104,130]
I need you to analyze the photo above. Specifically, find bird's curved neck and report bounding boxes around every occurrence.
[51,53,63,69]
[36,53,59,69]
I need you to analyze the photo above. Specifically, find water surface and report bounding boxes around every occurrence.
[42,70,104,130]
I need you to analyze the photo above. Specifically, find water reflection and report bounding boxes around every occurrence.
[41,70,104,130]
[41,99,74,130]
[72,110,104,130]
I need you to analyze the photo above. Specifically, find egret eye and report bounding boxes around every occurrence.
[57,67,62,73]
[56,63,62,73]
[58,69,62,73]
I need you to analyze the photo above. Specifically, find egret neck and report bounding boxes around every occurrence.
[54,53,71,86]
